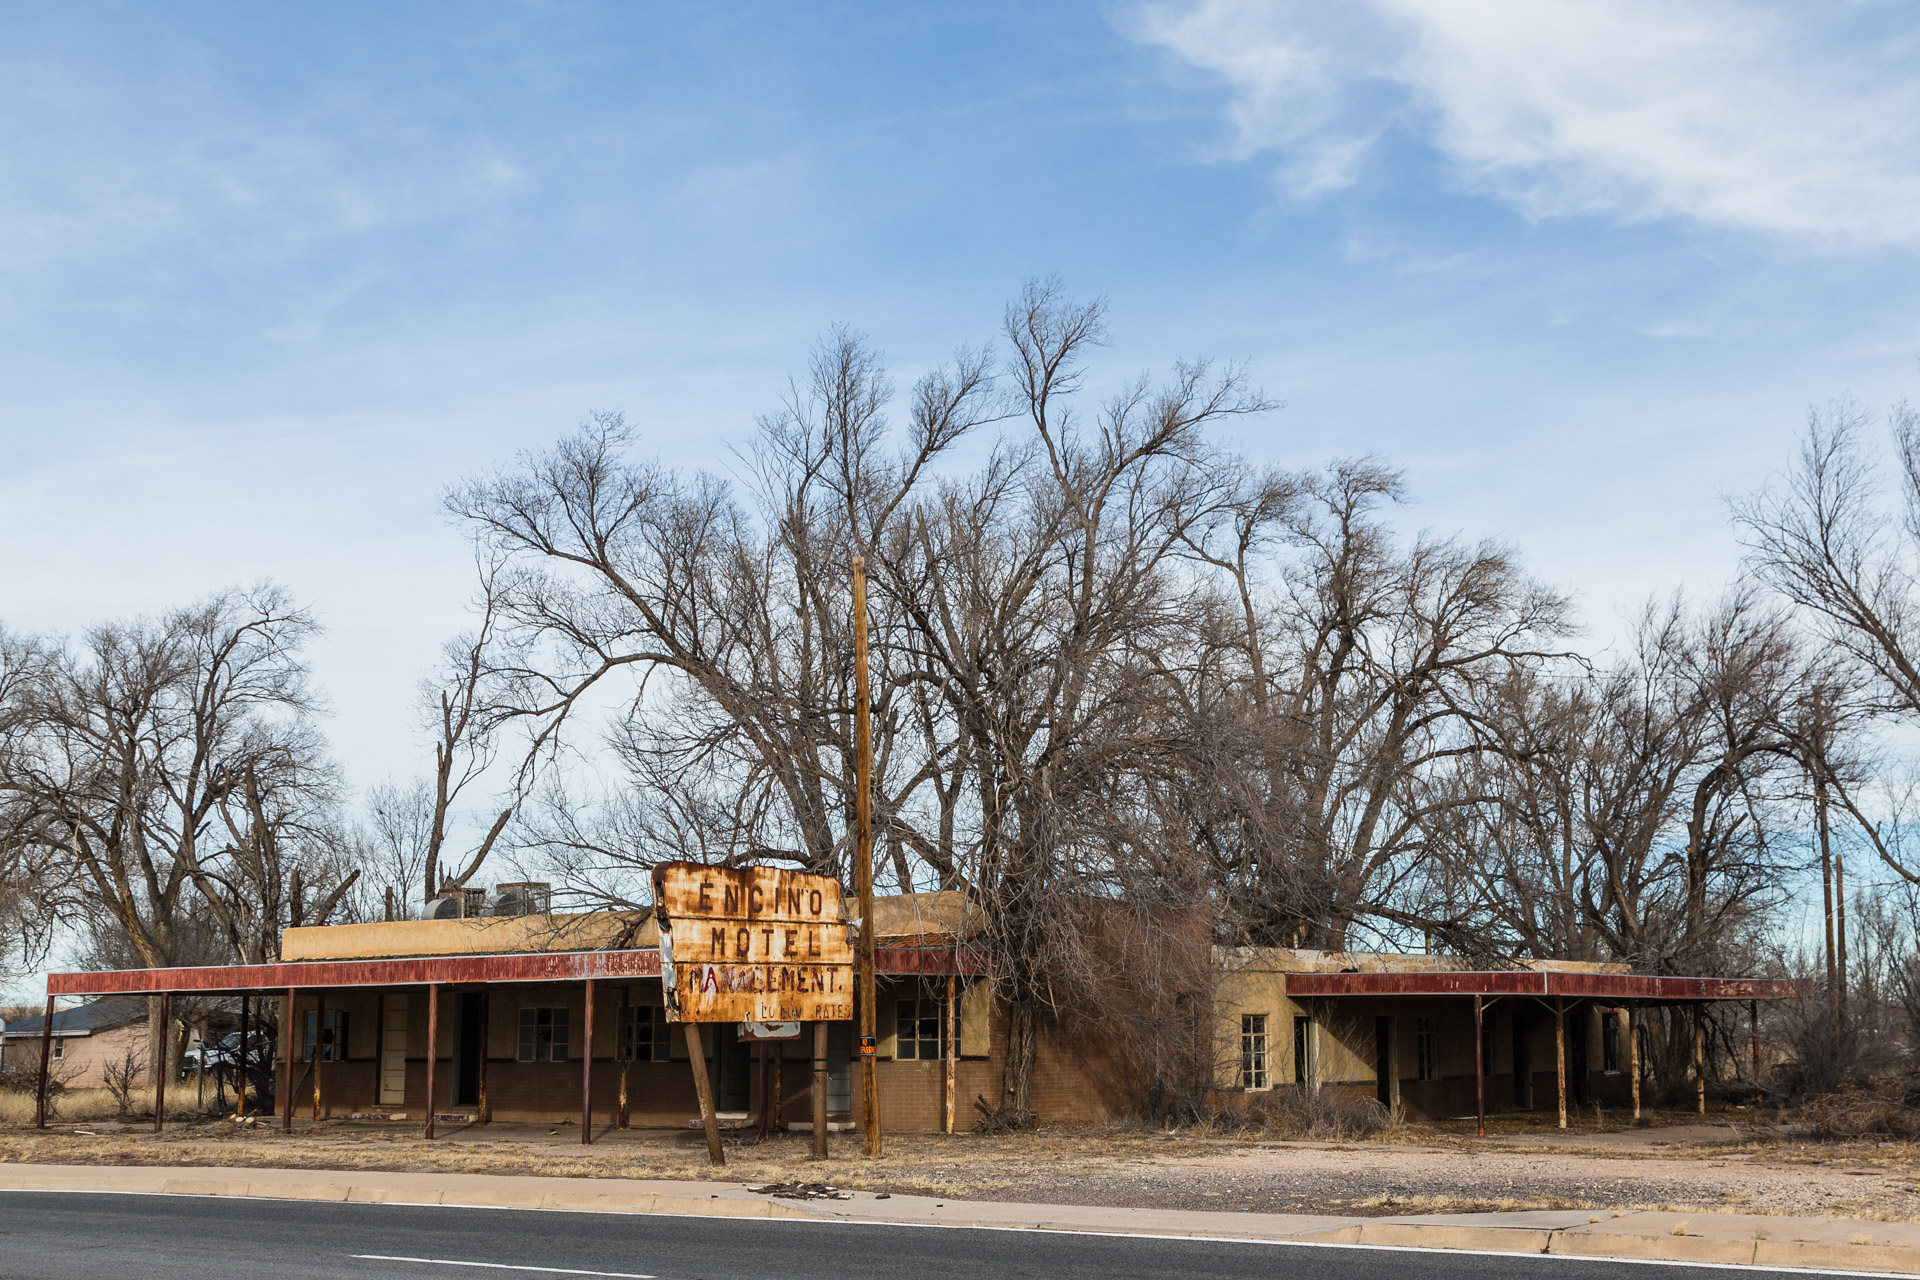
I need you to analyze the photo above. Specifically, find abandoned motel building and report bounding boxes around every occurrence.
[9,885,1806,1134]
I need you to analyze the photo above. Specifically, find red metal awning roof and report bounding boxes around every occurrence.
[46,945,982,997]
[1285,971,1807,1001]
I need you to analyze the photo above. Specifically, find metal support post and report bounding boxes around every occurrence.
[1749,999,1762,1102]
[280,988,296,1132]
[616,986,630,1130]
[424,983,440,1140]
[237,994,251,1119]
[34,988,54,1128]
[1554,1000,1568,1130]
[812,1020,828,1161]
[580,979,595,1145]
[312,991,325,1120]
[477,991,490,1124]
[1693,1004,1706,1116]
[757,1041,770,1142]
[154,991,171,1133]
[1472,994,1485,1138]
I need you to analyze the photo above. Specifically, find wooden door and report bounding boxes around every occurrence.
[379,994,408,1106]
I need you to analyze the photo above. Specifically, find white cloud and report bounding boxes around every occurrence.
[1130,0,1920,247]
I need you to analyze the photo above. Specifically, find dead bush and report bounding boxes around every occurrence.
[1798,1081,1920,1141]
[1205,1087,1400,1141]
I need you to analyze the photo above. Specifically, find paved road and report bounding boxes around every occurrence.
[0,1191,1826,1280]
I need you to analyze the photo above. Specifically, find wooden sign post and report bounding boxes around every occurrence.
[653,863,855,1166]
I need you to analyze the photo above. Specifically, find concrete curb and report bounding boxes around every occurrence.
[2,1165,1917,1273]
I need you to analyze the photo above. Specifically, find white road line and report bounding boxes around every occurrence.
[350,1256,654,1278]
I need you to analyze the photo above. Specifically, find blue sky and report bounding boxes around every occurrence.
[4,0,1920,798]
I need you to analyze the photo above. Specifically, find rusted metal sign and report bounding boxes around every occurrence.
[651,862,854,1023]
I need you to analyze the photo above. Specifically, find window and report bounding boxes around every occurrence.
[50,1038,63,1061]
[620,1004,671,1062]
[517,1007,571,1062]
[1602,1014,1621,1074]
[304,1010,348,1062]
[896,997,946,1060]
[1293,1016,1313,1088]
[1240,1014,1269,1090]
[1416,1016,1438,1082]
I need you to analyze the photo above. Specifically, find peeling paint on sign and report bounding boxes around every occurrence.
[651,862,855,1023]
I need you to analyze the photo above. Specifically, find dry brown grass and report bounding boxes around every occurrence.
[0,1086,164,1126]
[0,1120,1222,1200]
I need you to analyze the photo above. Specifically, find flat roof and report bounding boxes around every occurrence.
[1286,971,1807,1002]
[45,944,978,997]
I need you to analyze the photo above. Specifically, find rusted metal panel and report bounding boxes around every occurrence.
[1289,971,1547,997]
[1286,970,1810,1001]
[48,949,664,996]
[875,947,987,976]
[652,862,855,1023]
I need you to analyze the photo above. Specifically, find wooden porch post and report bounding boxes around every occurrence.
[424,983,440,1140]
[1749,999,1762,1102]
[280,988,297,1132]
[685,1021,725,1166]
[945,975,957,1136]
[34,988,54,1128]
[1472,995,1485,1138]
[153,991,171,1133]
[1554,1000,1568,1130]
[1628,1004,1641,1121]
[1693,1004,1706,1115]
[580,979,595,1145]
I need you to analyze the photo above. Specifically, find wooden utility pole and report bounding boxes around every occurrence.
[852,555,880,1158]
[1836,851,1850,1024]
[1814,687,1839,1022]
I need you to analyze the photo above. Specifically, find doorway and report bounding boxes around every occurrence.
[705,1023,754,1113]
[1569,1009,1590,1107]
[1373,1016,1393,1107]
[454,992,485,1108]
[1512,1013,1533,1109]
[378,994,407,1107]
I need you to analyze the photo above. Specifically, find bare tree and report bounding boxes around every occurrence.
[1733,400,1920,884]
[0,586,350,1073]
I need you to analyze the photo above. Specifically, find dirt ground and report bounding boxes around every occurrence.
[1,1109,1917,1221]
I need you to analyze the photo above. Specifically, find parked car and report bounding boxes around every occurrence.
[179,1030,274,1077]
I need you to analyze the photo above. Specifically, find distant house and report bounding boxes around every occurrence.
[1,1000,149,1087]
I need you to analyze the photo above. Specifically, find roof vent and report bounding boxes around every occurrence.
[492,882,552,917]
[422,894,465,921]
